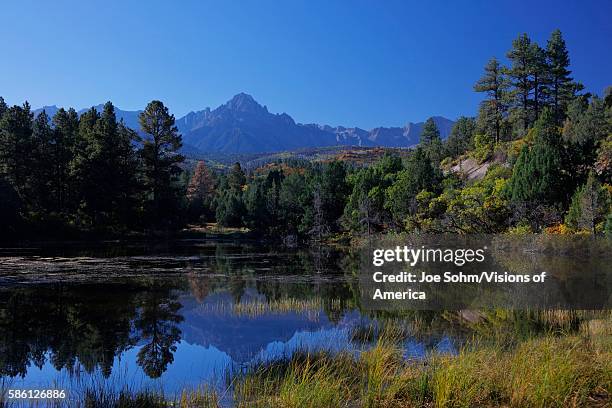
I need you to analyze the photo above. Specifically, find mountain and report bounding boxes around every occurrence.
[177,93,337,153]
[34,94,455,155]
[33,104,142,130]
[176,93,455,154]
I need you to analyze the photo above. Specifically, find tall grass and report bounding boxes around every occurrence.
[228,315,610,408]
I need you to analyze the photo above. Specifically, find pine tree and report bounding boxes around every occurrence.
[139,100,184,224]
[71,103,139,227]
[244,177,272,232]
[31,110,54,212]
[0,97,7,117]
[51,108,79,212]
[71,107,100,221]
[563,96,610,187]
[474,58,509,143]
[530,43,549,121]
[320,160,349,231]
[420,118,440,145]
[279,173,311,239]
[227,162,246,191]
[604,86,612,109]
[507,109,564,205]
[447,116,476,160]
[546,29,581,122]
[385,147,438,226]
[507,33,534,131]
[215,189,245,227]
[420,118,443,164]
[112,121,140,227]
[0,103,34,201]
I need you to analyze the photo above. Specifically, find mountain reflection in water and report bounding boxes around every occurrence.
[0,243,457,396]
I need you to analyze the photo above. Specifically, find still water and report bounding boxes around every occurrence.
[0,241,458,400]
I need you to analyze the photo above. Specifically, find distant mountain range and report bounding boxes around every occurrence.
[34,93,455,155]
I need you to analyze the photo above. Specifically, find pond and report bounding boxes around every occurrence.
[0,241,461,403]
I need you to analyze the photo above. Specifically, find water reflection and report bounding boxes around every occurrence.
[3,241,589,397]
[0,244,369,395]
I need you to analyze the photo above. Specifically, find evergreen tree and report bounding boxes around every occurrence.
[279,173,311,240]
[546,29,581,122]
[420,117,441,145]
[112,121,140,227]
[530,43,549,121]
[71,107,100,222]
[507,109,565,206]
[385,147,438,226]
[0,177,21,237]
[474,58,509,143]
[215,189,245,227]
[0,103,34,201]
[565,171,610,233]
[420,118,443,164]
[563,96,610,186]
[139,100,184,225]
[51,108,79,212]
[31,110,54,212]
[506,34,551,131]
[71,103,139,227]
[604,86,612,109]
[227,162,246,191]
[0,97,7,117]
[244,177,272,232]
[342,153,403,232]
[446,116,476,159]
[319,161,349,231]
[507,34,534,131]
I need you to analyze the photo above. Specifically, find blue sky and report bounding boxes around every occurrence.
[0,0,610,128]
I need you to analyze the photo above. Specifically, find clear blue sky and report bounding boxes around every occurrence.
[0,0,610,129]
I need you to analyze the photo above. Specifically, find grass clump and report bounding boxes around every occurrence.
[234,352,355,408]
[431,348,505,407]
[229,330,609,408]
[507,336,605,407]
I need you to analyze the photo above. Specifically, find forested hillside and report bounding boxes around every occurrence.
[1,30,610,242]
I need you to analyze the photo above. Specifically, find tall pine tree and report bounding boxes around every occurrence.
[420,118,443,165]
[546,29,581,122]
[139,100,184,225]
[474,58,509,143]
[52,108,79,212]
[0,103,34,201]
[31,110,54,212]
[507,34,534,132]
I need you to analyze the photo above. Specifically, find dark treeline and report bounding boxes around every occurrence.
[1,30,610,242]
[0,99,184,239]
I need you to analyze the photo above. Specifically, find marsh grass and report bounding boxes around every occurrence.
[228,315,610,408]
[202,297,344,318]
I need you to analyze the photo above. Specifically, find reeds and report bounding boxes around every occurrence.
[228,317,610,408]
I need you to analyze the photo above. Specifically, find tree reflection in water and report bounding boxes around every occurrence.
[0,281,183,380]
[134,286,183,378]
